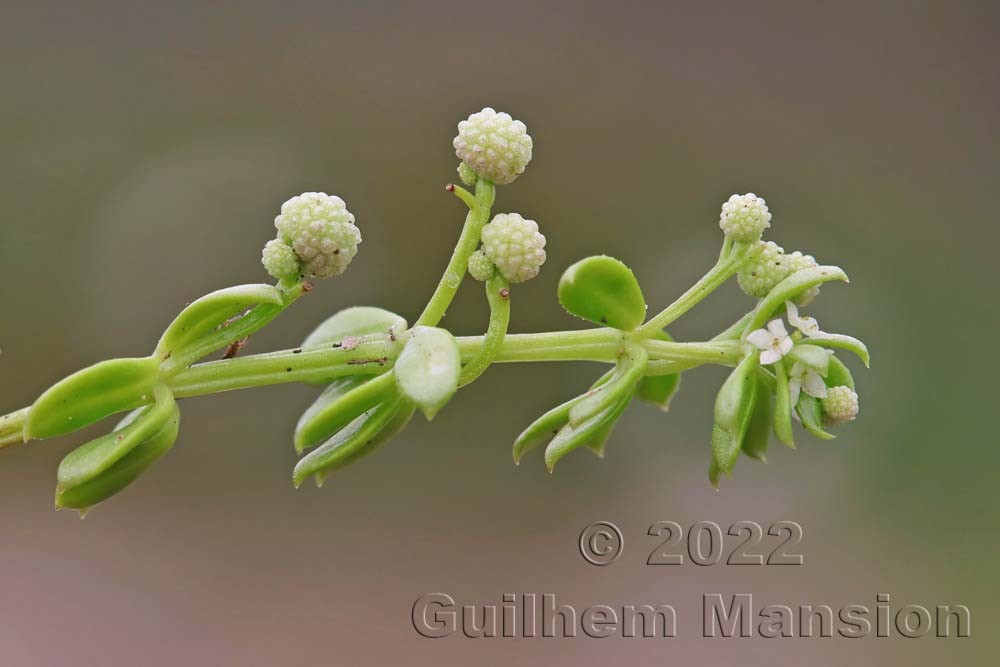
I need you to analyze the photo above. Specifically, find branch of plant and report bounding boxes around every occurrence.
[636,240,754,338]
[0,330,742,448]
[415,179,495,327]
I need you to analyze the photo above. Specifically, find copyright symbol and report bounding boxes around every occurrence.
[579,521,623,566]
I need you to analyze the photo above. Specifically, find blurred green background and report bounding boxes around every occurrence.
[1,1,996,664]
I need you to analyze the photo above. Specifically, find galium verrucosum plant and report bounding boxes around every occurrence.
[0,106,869,513]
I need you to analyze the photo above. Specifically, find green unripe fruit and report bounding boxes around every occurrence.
[738,241,790,298]
[457,162,478,186]
[719,193,771,242]
[481,213,546,283]
[821,385,859,425]
[261,238,300,280]
[467,249,495,281]
[274,192,361,278]
[453,107,532,185]
[786,251,821,305]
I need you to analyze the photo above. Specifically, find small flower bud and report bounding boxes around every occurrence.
[457,162,478,187]
[467,249,495,281]
[453,107,533,185]
[261,239,300,280]
[274,192,361,279]
[720,193,772,242]
[737,241,790,297]
[481,213,546,283]
[821,385,859,426]
[786,250,820,305]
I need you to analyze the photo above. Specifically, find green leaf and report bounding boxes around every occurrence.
[56,384,176,490]
[512,369,614,464]
[55,396,180,511]
[294,373,396,453]
[292,397,414,487]
[742,386,773,462]
[635,332,682,410]
[807,334,870,368]
[711,353,760,474]
[773,362,795,448]
[302,306,408,348]
[580,418,618,459]
[796,394,836,440]
[568,343,647,427]
[708,459,721,488]
[394,326,461,419]
[154,284,283,361]
[744,265,849,335]
[557,255,646,331]
[787,344,831,375]
[636,373,681,411]
[545,391,632,472]
[825,354,855,390]
[25,356,161,440]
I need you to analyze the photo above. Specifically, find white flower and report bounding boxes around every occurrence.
[785,301,828,338]
[788,361,828,406]
[746,319,793,365]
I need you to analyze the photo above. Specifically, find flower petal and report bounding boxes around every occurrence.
[803,371,828,398]
[779,336,794,356]
[788,377,802,407]
[786,300,823,336]
[767,318,788,338]
[746,329,774,350]
[785,301,802,327]
[760,348,781,365]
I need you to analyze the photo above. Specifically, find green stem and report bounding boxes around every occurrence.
[635,241,751,338]
[0,329,742,447]
[169,338,398,397]
[415,179,495,327]
[459,273,510,386]
[642,339,743,365]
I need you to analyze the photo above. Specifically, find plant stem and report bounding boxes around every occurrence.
[170,339,398,397]
[415,178,495,327]
[642,339,743,365]
[459,274,510,386]
[635,241,750,338]
[0,330,742,447]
